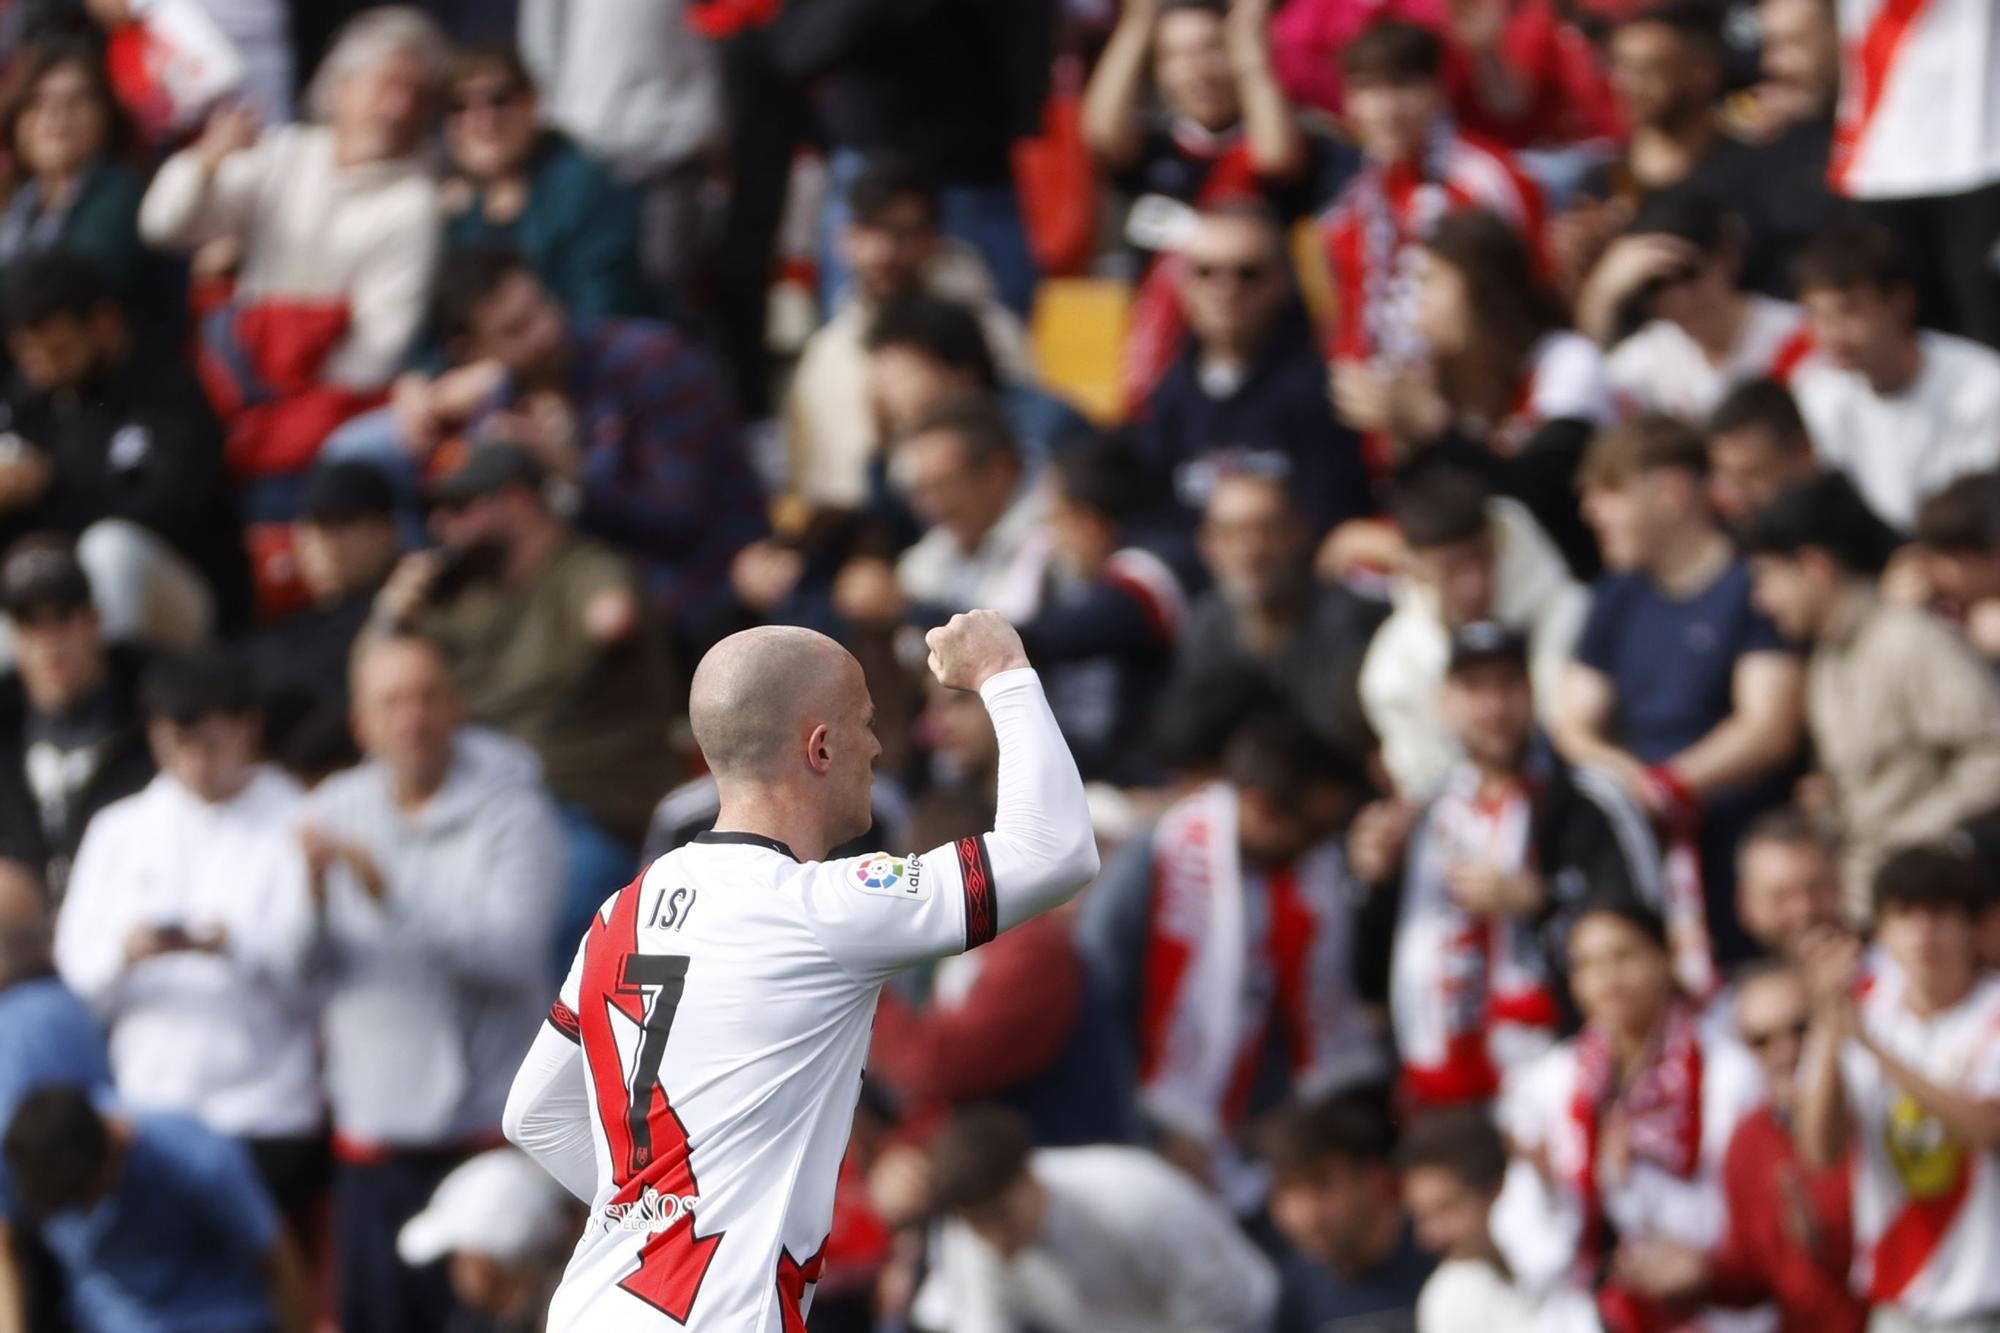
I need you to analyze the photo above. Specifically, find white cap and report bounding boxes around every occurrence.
[396,1149,574,1268]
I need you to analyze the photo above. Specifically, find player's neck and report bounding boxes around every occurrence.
[712,792,832,864]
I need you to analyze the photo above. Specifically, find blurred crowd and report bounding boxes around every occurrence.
[0,0,1997,1330]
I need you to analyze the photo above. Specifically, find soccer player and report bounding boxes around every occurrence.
[503,610,1100,1330]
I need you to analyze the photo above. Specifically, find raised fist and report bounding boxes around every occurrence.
[925,609,1030,693]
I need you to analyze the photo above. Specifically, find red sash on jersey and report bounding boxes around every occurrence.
[1570,1003,1706,1333]
[1119,128,1264,413]
[1828,0,1934,195]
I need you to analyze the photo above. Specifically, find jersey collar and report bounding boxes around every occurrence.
[693,829,800,862]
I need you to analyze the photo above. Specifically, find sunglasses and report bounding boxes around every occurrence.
[1742,1018,1809,1051]
[1190,261,1273,284]
[448,86,524,117]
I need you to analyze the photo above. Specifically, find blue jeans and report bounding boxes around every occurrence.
[819,147,1038,318]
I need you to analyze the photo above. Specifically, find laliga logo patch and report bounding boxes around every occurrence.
[853,852,927,900]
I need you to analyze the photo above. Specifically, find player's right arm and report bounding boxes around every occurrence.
[503,936,599,1201]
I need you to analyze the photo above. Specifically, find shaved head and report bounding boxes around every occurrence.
[690,627,864,781]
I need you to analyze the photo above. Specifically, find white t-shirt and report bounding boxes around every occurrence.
[1831,0,2000,199]
[1792,331,2000,530]
[1417,1258,1602,1333]
[1606,296,1813,425]
[1839,973,2000,1318]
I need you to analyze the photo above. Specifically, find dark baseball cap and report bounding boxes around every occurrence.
[0,540,92,622]
[1445,621,1528,676]
[299,460,396,525]
[424,443,546,510]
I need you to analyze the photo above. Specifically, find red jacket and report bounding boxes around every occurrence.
[1705,1105,1866,1333]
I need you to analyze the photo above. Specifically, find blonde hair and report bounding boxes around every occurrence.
[306,6,449,124]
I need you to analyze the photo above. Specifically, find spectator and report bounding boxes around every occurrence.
[904,1106,1278,1332]
[1321,22,1541,420]
[139,7,446,483]
[250,461,401,777]
[0,541,152,901]
[1912,472,2000,664]
[299,627,562,1333]
[1400,1106,1600,1332]
[0,40,149,309]
[1615,960,1866,1333]
[1553,413,1805,967]
[3,1085,311,1333]
[1589,190,1815,425]
[1164,471,1388,759]
[439,43,645,321]
[394,1148,575,1333]
[786,158,1030,512]
[376,442,678,950]
[0,249,249,643]
[1262,1091,1434,1330]
[387,245,765,626]
[1702,377,1824,532]
[53,649,323,1218]
[1360,466,1587,800]
[1789,222,2000,532]
[1744,471,2000,916]
[516,0,719,302]
[1493,899,1765,1331]
[1725,0,1843,278]
[1080,712,1383,1159]
[1378,623,1665,1108]
[1733,807,1846,960]
[1135,201,1371,535]
[1797,844,2000,1328]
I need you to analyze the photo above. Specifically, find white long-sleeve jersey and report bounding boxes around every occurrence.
[504,668,1099,1332]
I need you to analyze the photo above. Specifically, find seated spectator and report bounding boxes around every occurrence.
[1789,222,2000,532]
[3,1085,310,1333]
[440,42,645,321]
[383,245,766,626]
[1744,472,2000,916]
[1798,845,2000,1328]
[1912,472,2000,664]
[1400,1106,1601,1332]
[1733,807,1846,962]
[376,443,679,949]
[1262,1091,1434,1330]
[787,158,1030,511]
[0,41,150,310]
[300,628,562,1333]
[250,461,401,777]
[1080,712,1383,1160]
[0,541,152,901]
[1702,377,1824,532]
[1589,191,1815,424]
[1136,201,1371,535]
[1,250,248,643]
[1553,414,1805,968]
[1164,471,1388,758]
[394,1148,575,1333]
[1321,22,1540,426]
[904,1106,1278,1333]
[139,8,447,483]
[1615,960,1865,1333]
[1361,467,1587,800]
[1493,899,1765,1331]
[53,649,322,1218]
[1376,624,1664,1108]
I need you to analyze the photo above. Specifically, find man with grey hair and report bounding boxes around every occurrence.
[505,610,1100,1331]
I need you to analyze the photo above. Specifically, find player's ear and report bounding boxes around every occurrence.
[806,722,833,775]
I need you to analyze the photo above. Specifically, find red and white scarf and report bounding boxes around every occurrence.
[1138,783,1378,1141]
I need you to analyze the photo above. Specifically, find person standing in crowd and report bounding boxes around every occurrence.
[139,7,446,484]
[1361,466,1587,800]
[1494,898,1766,1332]
[1588,191,1815,426]
[3,1085,311,1333]
[1615,960,1866,1333]
[1732,808,1848,962]
[1262,1091,1434,1330]
[1798,844,2000,1329]
[53,649,324,1221]
[1744,471,2000,918]
[0,250,248,644]
[1135,201,1371,535]
[1374,623,1664,1109]
[1081,712,1383,1166]
[395,1147,576,1333]
[1553,413,1805,969]
[903,1106,1278,1333]
[438,43,645,321]
[0,542,152,902]
[1702,378,1826,533]
[300,628,562,1333]
[1788,222,2000,533]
